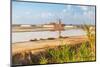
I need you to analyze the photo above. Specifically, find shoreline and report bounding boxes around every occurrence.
[12,35,88,55]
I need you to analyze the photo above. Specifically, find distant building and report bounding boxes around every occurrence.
[42,24,54,28]
[20,25,31,27]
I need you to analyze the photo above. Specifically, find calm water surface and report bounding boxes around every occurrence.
[12,29,86,43]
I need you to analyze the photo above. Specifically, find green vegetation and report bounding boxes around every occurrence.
[12,25,95,65]
[39,56,48,64]
[82,24,95,48]
[82,24,95,58]
[12,41,95,65]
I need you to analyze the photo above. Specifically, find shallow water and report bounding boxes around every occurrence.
[12,29,86,43]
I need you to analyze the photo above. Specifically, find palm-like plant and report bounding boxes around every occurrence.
[81,24,95,60]
[82,24,95,48]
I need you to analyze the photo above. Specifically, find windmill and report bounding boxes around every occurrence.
[54,18,64,38]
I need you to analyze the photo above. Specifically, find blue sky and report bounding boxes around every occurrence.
[12,1,95,25]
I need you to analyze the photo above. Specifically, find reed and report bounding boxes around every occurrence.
[12,24,96,65]
[82,24,95,48]
[82,24,95,59]
[12,41,95,65]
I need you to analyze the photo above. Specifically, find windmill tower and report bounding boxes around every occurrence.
[58,19,62,38]
[53,18,64,38]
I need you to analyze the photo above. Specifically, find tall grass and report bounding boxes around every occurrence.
[82,24,95,48]
[78,41,93,61]
[12,24,95,65]
[12,41,95,65]
[46,45,71,63]
[82,24,95,59]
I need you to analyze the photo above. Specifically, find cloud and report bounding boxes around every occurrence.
[62,5,84,16]
[78,6,88,11]
[82,6,95,19]
[41,12,55,18]
[61,5,73,18]
[25,11,31,15]
[66,5,71,10]
[13,1,95,25]
[62,9,67,13]
[62,5,72,13]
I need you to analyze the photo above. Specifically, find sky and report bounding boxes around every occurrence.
[12,1,96,25]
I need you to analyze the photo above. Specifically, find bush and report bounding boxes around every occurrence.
[12,42,95,65]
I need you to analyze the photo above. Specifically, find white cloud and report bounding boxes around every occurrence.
[62,5,72,13]
[66,5,71,10]
[25,11,31,15]
[83,7,95,17]
[78,6,88,11]
[77,6,88,15]
[41,12,54,18]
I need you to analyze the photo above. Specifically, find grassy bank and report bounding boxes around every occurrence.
[12,25,96,66]
[12,41,95,66]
